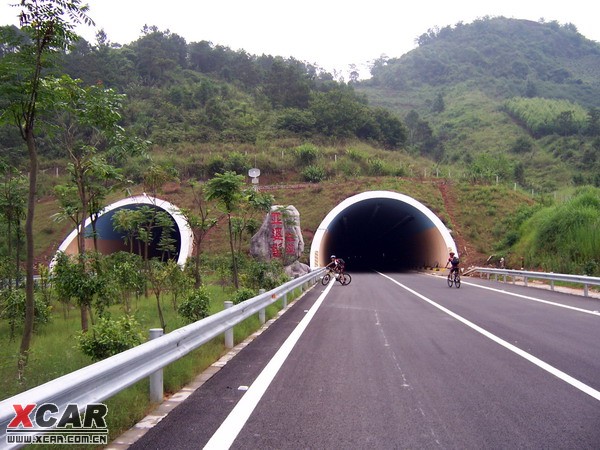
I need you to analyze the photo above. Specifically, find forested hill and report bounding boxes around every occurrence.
[357,17,600,190]
[1,16,599,192]
[365,17,600,107]
[0,23,407,168]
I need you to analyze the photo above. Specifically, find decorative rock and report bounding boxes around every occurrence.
[285,260,311,278]
[250,205,305,267]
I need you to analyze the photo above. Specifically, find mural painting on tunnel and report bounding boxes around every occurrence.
[310,191,457,271]
[53,194,193,267]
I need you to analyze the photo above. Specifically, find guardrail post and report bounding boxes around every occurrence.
[258,289,266,325]
[149,328,164,403]
[524,276,528,287]
[282,292,288,309]
[584,284,589,297]
[224,301,234,348]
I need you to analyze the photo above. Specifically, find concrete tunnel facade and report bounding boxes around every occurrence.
[54,194,193,266]
[309,190,457,271]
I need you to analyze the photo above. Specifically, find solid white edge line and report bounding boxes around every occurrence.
[377,272,600,402]
[454,278,600,316]
[203,281,335,449]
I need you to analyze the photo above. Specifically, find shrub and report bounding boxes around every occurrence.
[231,287,256,305]
[0,288,52,339]
[178,287,211,323]
[346,147,367,162]
[207,157,225,176]
[294,143,319,166]
[367,158,388,176]
[224,151,251,174]
[302,165,326,182]
[77,316,145,361]
[337,160,362,178]
[243,259,289,290]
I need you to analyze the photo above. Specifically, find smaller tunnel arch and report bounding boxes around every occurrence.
[309,190,457,271]
[53,194,193,266]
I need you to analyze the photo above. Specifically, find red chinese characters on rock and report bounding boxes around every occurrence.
[270,211,283,258]
[270,211,297,259]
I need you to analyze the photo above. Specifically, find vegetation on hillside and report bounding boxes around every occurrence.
[358,16,600,191]
[500,186,600,276]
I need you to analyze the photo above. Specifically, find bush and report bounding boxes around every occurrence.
[0,288,52,339]
[345,147,367,162]
[243,259,289,290]
[178,287,211,323]
[231,287,256,305]
[224,151,251,174]
[295,143,319,166]
[366,158,388,176]
[207,157,225,176]
[77,316,145,361]
[302,165,326,182]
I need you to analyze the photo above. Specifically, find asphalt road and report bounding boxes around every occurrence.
[129,271,600,449]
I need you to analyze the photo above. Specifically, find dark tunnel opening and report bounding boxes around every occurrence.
[311,192,456,272]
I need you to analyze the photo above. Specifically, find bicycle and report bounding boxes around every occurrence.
[321,268,352,286]
[447,269,461,288]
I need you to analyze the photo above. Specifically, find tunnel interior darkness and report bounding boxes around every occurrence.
[310,191,456,272]
[54,195,193,266]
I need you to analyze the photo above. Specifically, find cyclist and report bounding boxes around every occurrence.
[445,251,460,277]
[326,255,345,276]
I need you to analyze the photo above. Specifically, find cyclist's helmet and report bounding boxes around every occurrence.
[449,251,455,256]
[330,255,336,259]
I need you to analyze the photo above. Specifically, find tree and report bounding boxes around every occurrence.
[0,163,27,289]
[131,27,187,85]
[432,92,445,113]
[181,181,217,288]
[586,108,600,137]
[103,252,144,314]
[111,208,141,253]
[50,77,131,252]
[309,86,366,138]
[0,0,93,376]
[147,259,169,330]
[204,171,245,289]
[43,72,136,331]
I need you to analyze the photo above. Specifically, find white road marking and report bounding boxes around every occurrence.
[204,282,335,449]
[378,272,600,402]
[453,277,600,316]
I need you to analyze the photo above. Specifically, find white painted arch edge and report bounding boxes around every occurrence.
[309,190,457,268]
[54,194,193,267]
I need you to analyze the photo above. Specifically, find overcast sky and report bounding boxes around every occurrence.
[2,0,598,79]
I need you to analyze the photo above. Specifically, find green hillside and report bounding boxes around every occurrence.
[357,17,600,191]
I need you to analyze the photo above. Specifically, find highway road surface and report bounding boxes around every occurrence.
[128,271,600,449]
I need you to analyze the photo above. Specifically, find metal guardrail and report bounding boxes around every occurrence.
[0,268,325,448]
[470,267,600,297]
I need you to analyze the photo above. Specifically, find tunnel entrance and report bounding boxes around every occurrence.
[309,191,456,271]
[54,194,193,266]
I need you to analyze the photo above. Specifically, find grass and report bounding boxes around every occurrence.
[0,277,300,447]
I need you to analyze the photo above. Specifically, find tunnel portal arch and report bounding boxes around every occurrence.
[54,194,193,266]
[309,190,457,271]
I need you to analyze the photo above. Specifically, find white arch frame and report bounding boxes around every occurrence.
[53,194,193,267]
[309,190,456,268]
